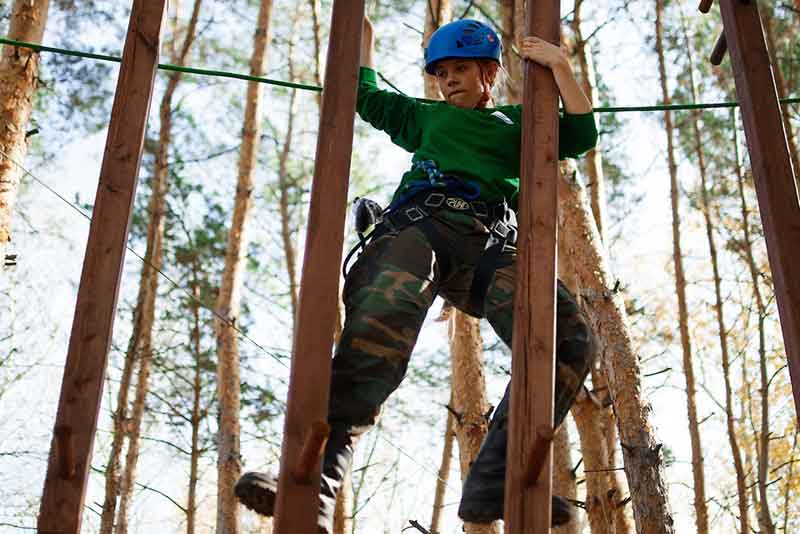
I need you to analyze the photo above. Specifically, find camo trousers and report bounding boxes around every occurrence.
[329,209,597,435]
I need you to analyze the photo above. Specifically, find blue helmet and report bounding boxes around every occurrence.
[424,19,502,74]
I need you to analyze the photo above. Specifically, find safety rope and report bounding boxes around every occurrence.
[0,37,322,93]
[2,36,799,113]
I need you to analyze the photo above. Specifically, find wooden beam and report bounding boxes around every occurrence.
[272,0,364,532]
[37,1,167,533]
[506,0,561,532]
[718,0,800,419]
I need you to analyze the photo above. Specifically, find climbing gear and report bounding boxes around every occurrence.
[458,385,574,527]
[424,19,502,74]
[468,204,517,315]
[352,196,384,237]
[235,424,356,534]
[342,160,518,315]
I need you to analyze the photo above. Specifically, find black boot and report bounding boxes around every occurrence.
[457,385,575,527]
[235,424,355,533]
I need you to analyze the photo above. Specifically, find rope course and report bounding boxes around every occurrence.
[2,36,798,113]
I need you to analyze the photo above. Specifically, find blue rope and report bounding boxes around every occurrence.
[387,160,481,211]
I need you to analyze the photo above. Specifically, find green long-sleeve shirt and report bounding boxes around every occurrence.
[356,67,598,208]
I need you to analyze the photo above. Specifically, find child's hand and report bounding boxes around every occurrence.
[520,36,568,70]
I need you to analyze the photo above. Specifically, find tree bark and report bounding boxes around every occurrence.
[332,470,352,534]
[429,408,455,534]
[498,0,523,104]
[99,305,143,534]
[215,1,273,533]
[557,166,675,533]
[570,0,607,240]
[308,0,322,109]
[0,0,49,269]
[422,0,451,98]
[278,20,299,330]
[448,311,499,534]
[732,111,775,534]
[654,2,708,532]
[552,425,579,534]
[572,388,615,534]
[184,265,203,534]
[109,4,204,533]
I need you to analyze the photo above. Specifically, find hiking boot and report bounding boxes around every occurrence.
[457,385,575,527]
[235,424,354,534]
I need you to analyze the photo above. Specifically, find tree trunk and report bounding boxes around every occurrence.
[99,306,143,534]
[277,20,300,329]
[732,111,775,534]
[781,428,798,533]
[571,0,607,240]
[429,409,455,534]
[215,1,273,532]
[552,425,579,534]
[422,0,451,98]
[111,4,204,533]
[557,166,675,533]
[572,388,614,534]
[681,17,749,528]
[0,0,49,269]
[654,2,708,532]
[498,0,523,104]
[448,311,500,534]
[187,262,203,534]
[308,0,322,109]
[332,470,352,534]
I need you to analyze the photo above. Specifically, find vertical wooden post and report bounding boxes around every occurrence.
[718,0,800,419]
[506,0,560,532]
[37,1,167,532]
[272,0,364,532]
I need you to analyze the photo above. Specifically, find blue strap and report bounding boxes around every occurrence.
[387,160,481,211]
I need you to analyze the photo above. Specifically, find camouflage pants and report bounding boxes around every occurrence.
[329,208,597,436]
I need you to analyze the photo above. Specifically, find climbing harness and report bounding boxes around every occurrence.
[343,160,518,316]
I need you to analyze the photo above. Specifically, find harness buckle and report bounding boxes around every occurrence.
[405,206,427,222]
[424,192,445,208]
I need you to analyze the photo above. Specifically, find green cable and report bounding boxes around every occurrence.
[0,37,323,92]
[594,98,800,113]
[2,36,799,112]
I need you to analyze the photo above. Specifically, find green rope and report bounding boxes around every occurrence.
[3,36,799,112]
[0,37,323,92]
[594,98,800,113]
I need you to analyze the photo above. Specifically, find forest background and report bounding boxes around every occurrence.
[0,0,798,533]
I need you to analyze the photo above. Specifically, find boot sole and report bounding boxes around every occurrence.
[235,472,330,534]
[235,472,277,516]
[458,495,574,526]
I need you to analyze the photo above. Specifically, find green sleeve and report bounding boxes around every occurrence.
[558,112,598,159]
[507,106,598,159]
[357,67,423,153]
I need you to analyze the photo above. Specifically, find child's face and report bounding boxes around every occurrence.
[433,59,485,109]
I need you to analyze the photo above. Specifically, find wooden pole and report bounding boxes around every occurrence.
[37,1,167,532]
[718,0,800,419]
[506,0,560,532]
[272,0,364,532]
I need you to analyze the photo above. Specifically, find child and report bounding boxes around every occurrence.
[236,16,599,532]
